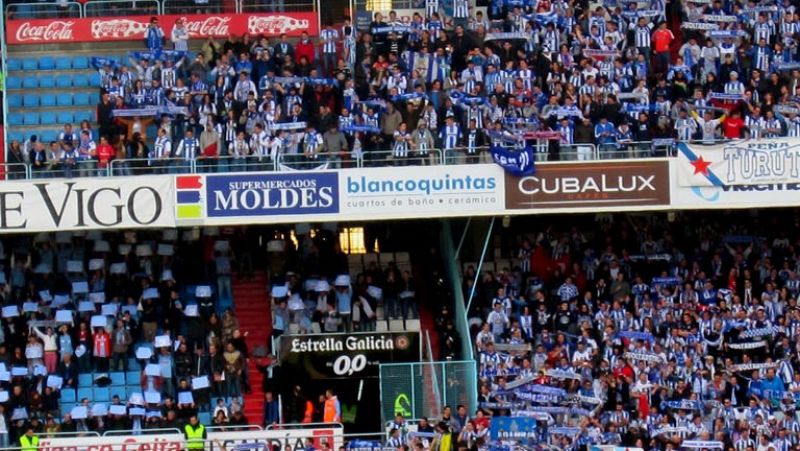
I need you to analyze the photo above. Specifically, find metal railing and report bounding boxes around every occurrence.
[84,0,160,17]
[5,2,82,19]
[239,0,315,13]
[162,0,234,15]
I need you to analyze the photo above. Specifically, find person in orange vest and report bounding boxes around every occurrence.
[322,389,340,423]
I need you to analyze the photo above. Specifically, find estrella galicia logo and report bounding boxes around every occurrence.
[205,172,339,217]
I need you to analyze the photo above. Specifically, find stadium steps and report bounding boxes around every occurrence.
[232,270,272,422]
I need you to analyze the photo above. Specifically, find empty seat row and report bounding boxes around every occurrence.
[7,92,100,108]
[7,110,95,126]
[6,73,102,90]
[7,55,91,71]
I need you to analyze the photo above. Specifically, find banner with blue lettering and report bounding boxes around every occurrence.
[490,146,535,177]
[677,138,800,188]
[490,417,541,441]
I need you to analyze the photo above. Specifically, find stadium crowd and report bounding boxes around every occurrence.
[0,227,417,446]
[6,0,800,175]
[456,211,800,451]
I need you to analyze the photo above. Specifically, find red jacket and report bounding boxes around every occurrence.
[295,39,315,63]
[93,331,111,357]
[96,144,115,168]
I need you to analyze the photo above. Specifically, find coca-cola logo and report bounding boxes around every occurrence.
[248,15,309,35]
[15,21,74,42]
[91,19,147,38]
[181,16,230,37]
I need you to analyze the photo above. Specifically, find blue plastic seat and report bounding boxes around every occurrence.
[127,357,139,370]
[73,93,90,106]
[7,94,22,108]
[38,74,55,89]
[7,113,23,126]
[41,130,58,143]
[22,76,37,89]
[22,58,37,71]
[6,58,21,71]
[89,73,102,87]
[72,56,89,69]
[60,388,76,403]
[89,91,101,105]
[126,370,140,384]
[72,74,88,88]
[76,387,92,402]
[23,112,39,125]
[198,412,211,425]
[7,131,24,143]
[56,93,72,107]
[56,74,72,88]
[78,373,92,387]
[39,56,55,70]
[55,57,71,70]
[60,404,72,418]
[57,111,73,124]
[6,76,21,89]
[23,94,39,107]
[74,111,93,123]
[40,112,57,125]
[41,93,56,107]
[93,387,110,402]
[110,372,126,386]
[110,386,128,400]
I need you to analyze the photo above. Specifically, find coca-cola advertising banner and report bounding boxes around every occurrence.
[7,12,318,44]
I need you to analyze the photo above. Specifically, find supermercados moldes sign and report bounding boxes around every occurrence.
[278,332,420,379]
[505,160,670,211]
[0,176,174,232]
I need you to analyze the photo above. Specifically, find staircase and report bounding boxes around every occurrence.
[232,270,273,423]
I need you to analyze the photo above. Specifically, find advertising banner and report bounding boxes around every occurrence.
[178,165,504,225]
[677,139,800,187]
[7,13,318,44]
[489,417,540,441]
[0,176,174,232]
[277,332,419,433]
[505,160,670,211]
[36,426,343,451]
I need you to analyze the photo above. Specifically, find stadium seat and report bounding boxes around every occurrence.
[8,131,24,143]
[78,373,92,387]
[57,111,73,124]
[93,387,110,402]
[110,386,127,400]
[198,412,211,425]
[6,76,21,89]
[22,58,37,71]
[73,74,89,88]
[7,113,23,126]
[22,76,37,89]
[60,388,76,403]
[41,93,56,107]
[56,74,72,88]
[41,130,57,143]
[55,57,71,70]
[110,372,125,386]
[73,93,90,106]
[23,94,39,107]
[72,56,89,69]
[60,404,72,418]
[89,73,102,87]
[23,112,39,125]
[7,94,22,108]
[127,358,139,370]
[74,111,92,123]
[56,93,73,107]
[39,56,55,70]
[38,74,55,89]
[76,387,92,401]
[6,58,21,71]
[89,91,101,105]
[126,370,140,384]
[40,112,57,125]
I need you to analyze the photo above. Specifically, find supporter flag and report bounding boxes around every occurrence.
[489,145,535,177]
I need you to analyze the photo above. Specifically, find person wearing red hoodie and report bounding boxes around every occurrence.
[93,327,111,372]
[96,136,115,173]
[295,31,315,65]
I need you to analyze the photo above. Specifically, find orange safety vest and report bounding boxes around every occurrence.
[323,396,339,422]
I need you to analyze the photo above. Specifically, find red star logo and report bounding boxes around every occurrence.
[691,156,712,176]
